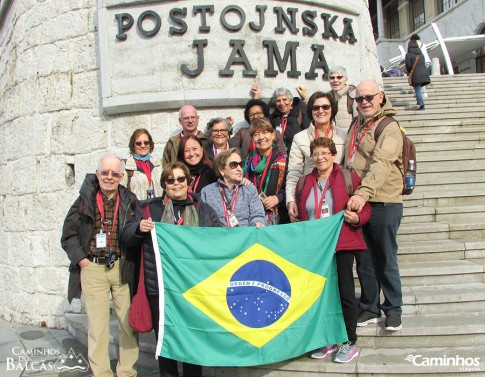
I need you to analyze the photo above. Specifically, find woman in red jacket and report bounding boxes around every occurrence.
[295,137,371,364]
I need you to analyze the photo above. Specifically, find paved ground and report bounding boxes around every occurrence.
[0,319,159,376]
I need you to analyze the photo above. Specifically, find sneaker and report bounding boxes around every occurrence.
[334,342,359,363]
[357,310,383,327]
[417,105,425,110]
[385,313,402,331]
[310,344,338,359]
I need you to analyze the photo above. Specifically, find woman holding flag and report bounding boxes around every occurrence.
[242,118,287,225]
[295,137,371,364]
[121,161,220,377]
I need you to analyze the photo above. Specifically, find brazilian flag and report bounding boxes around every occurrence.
[151,211,347,366]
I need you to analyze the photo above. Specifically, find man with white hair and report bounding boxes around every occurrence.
[61,152,139,377]
[162,105,209,165]
[343,81,404,337]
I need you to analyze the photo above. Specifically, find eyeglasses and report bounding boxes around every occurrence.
[355,93,381,104]
[99,170,122,178]
[135,141,150,146]
[165,176,187,185]
[248,111,264,119]
[329,75,344,80]
[227,161,244,169]
[311,151,332,159]
[212,129,228,134]
[312,104,331,111]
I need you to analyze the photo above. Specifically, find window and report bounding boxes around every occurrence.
[385,2,400,39]
[438,0,459,13]
[410,0,425,30]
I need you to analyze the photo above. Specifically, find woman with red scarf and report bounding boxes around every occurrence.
[122,128,163,201]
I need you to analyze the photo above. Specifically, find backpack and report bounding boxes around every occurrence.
[374,116,416,195]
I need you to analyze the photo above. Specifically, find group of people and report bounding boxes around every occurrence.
[61,64,405,376]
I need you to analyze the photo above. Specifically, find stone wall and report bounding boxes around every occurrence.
[0,0,380,328]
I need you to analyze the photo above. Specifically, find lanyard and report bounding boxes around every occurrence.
[252,149,273,194]
[213,143,228,156]
[348,119,377,164]
[281,115,288,137]
[189,175,202,193]
[96,191,120,248]
[219,185,240,225]
[314,125,332,140]
[313,179,330,219]
[134,159,152,185]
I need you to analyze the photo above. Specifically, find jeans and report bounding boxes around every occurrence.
[356,203,403,316]
[414,84,425,107]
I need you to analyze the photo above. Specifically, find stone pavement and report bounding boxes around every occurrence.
[0,319,159,377]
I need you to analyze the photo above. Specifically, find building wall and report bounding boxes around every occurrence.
[377,0,485,70]
[0,0,380,327]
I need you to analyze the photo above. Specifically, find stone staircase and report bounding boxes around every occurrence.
[65,74,485,376]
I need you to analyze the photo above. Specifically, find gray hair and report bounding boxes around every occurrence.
[329,66,348,77]
[205,117,233,136]
[273,87,293,100]
[97,152,125,174]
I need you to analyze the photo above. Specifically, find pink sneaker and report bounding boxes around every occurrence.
[334,342,359,363]
[310,344,338,359]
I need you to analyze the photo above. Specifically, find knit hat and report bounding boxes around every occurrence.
[410,33,420,40]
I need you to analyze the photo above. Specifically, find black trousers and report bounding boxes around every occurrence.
[148,295,202,377]
[336,250,358,343]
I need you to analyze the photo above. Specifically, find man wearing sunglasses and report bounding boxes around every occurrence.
[342,80,404,333]
[61,152,139,377]
[162,105,210,166]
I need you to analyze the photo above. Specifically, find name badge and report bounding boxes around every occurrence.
[320,204,330,218]
[228,213,239,228]
[96,232,107,248]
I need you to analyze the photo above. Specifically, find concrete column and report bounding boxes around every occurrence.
[376,0,385,39]
[398,0,411,38]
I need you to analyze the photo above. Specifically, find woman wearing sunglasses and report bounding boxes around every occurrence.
[297,66,357,132]
[294,137,371,364]
[122,128,163,201]
[177,134,217,203]
[286,91,347,223]
[200,148,266,227]
[243,118,287,225]
[121,161,221,377]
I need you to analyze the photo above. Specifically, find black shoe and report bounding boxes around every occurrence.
[385,313,402,331]
[357,310,383,327]
[417,105,425,110]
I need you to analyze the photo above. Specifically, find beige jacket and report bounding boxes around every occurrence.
[285,124,346,204]
[343,93,403,203]
[121,155,164,200]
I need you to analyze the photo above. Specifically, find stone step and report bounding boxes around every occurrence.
[417,150,485,162]
[406,125,485,137]
[463,239,485,259]
[354,260,484,287]
[212,345,485,376]
[417,159,485,173]
[401,206,435,224]
[416,142,485,154]
[397,239,465,263]
[397,222,449,242]
[404,189,485,207]
[449,222,485,240]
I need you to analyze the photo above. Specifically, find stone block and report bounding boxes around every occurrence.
[10,115,48,159]
[111,114,151,151]
[4,84,22,122]
[14,47,37,84]
[51,111,108,154]
[3,195,34,232]
[34,293,69,317]
[40,9,90,45]
[1,265,21,293]
[51,231,71,268]
[71,34,97,73]
[29,194,60,231]
[38,73,72,113]
[20,79,41,116]
[35,267,69,295]
[37,156,71,193]
[72,70,99,109]
[35,43,72,77]
[27,232,51,268]
[10,232,34,267]
[20,267,36,294]
[148,112,173,146]
[9,157,38,195]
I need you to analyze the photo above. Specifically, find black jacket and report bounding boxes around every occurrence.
[405,47,431,87]
[120,197,222,296]
[61,174,140,303]
[270,97,311,153]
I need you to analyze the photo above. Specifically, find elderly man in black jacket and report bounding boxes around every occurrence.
[61,152,139,377]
